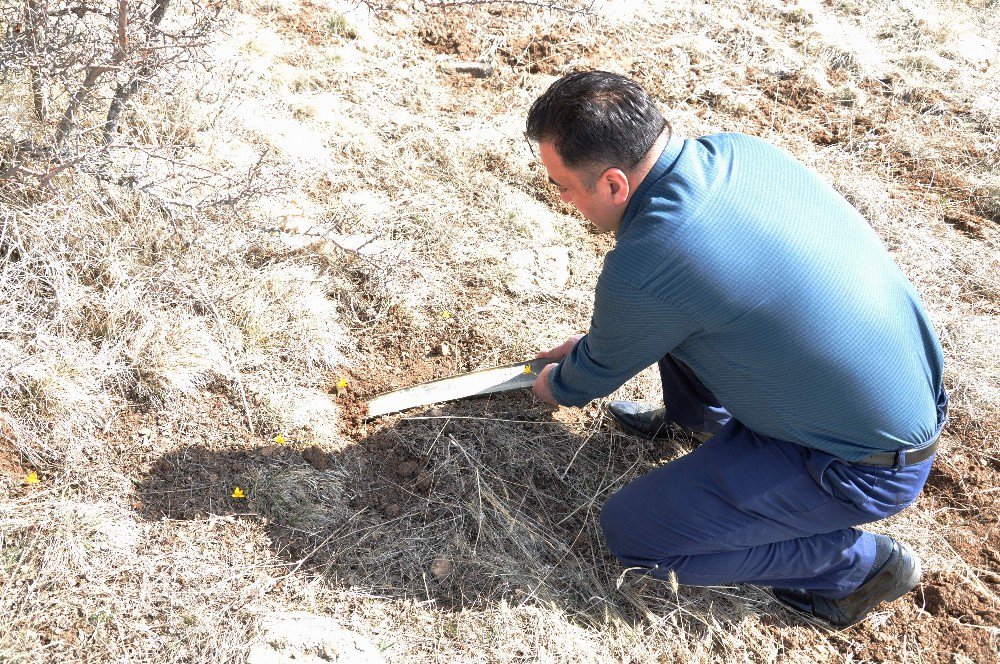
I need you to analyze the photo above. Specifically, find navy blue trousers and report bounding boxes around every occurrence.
[600,355,938,598]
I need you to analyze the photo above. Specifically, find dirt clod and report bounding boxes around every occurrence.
[395,460,418,478]
[431,556,453,579]
[918,571,1000,625]
[259,445,282,458]
[301,445,329,470]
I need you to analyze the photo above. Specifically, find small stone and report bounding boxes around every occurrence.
[138,427,153,437]
[438,60,494,78]
[437,342,451,356]
[384,503,401,518]
[431,556,452,579]
[248,611,385,664]
[259,445,281,458]
[415,471,432,492]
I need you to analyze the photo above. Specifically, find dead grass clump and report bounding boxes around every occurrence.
[0,1,356,454]
[251,401,744,661]
[0,496,273,662]
[248,464,350,532]
[941,315,1000,419]
[223,259,343,371]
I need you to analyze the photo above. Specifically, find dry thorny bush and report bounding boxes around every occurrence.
[1,0,216,180]
[0,0,998,661]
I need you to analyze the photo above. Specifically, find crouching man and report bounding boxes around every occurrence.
[527,71,947,627]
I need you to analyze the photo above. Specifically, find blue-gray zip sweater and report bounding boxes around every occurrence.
[547,133,946,461]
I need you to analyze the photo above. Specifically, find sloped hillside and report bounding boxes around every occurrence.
[1,0,997,661]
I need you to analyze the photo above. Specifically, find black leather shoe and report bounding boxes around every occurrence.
[771,538,921,628]
[607,401,713,442]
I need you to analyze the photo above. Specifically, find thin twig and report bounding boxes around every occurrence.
[560,412,602,479]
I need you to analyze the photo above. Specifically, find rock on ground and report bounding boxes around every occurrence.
[247,611,385,664]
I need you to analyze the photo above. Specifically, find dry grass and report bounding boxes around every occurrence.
[1,0,998,661]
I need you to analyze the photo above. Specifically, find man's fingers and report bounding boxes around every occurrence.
[531,362,560,406]
[536,334,583,362]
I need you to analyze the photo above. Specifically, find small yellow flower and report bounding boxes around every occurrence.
[335,377,349,393]
[274,434,286,445]
[523,365,534,375]
[231,487,246,499]
[24,471,39,485]
[441,310,452,319]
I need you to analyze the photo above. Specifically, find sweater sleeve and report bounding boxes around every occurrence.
[547,268,699,407]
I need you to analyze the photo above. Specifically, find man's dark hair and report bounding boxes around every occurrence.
[525,71,669,181]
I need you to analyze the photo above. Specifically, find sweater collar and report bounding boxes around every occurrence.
[617,133,684,237]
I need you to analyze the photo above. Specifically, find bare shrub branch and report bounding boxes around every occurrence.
[1,0,219,171]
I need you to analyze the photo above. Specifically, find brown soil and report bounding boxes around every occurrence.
[139,444,252,520]
[273,0,352,47]
[844,580,998,664]
[500,30,575,75]
[333,386,368,430]
[301,444,330,470]
[752,71,996,239]
[0,444,31,496]
[418,10,593,75]
[759,564,999,663]
[919,571,999,625]
[0,447,26,478]
[922,454,1000,579]
[344,302,512,408]
[418,17,481,61]
[345,426,431,521]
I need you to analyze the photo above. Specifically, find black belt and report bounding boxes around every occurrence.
[851,435,939,468]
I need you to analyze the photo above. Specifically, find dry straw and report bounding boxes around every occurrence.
[1,0,997,661]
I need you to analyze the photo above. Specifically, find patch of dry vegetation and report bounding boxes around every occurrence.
[1,0,997,661]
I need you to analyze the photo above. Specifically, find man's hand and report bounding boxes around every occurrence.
[532,362,560,406]
[532,334,583,406]
[536,334,585,361]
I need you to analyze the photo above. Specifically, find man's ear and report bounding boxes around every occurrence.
[602,168,630,205]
